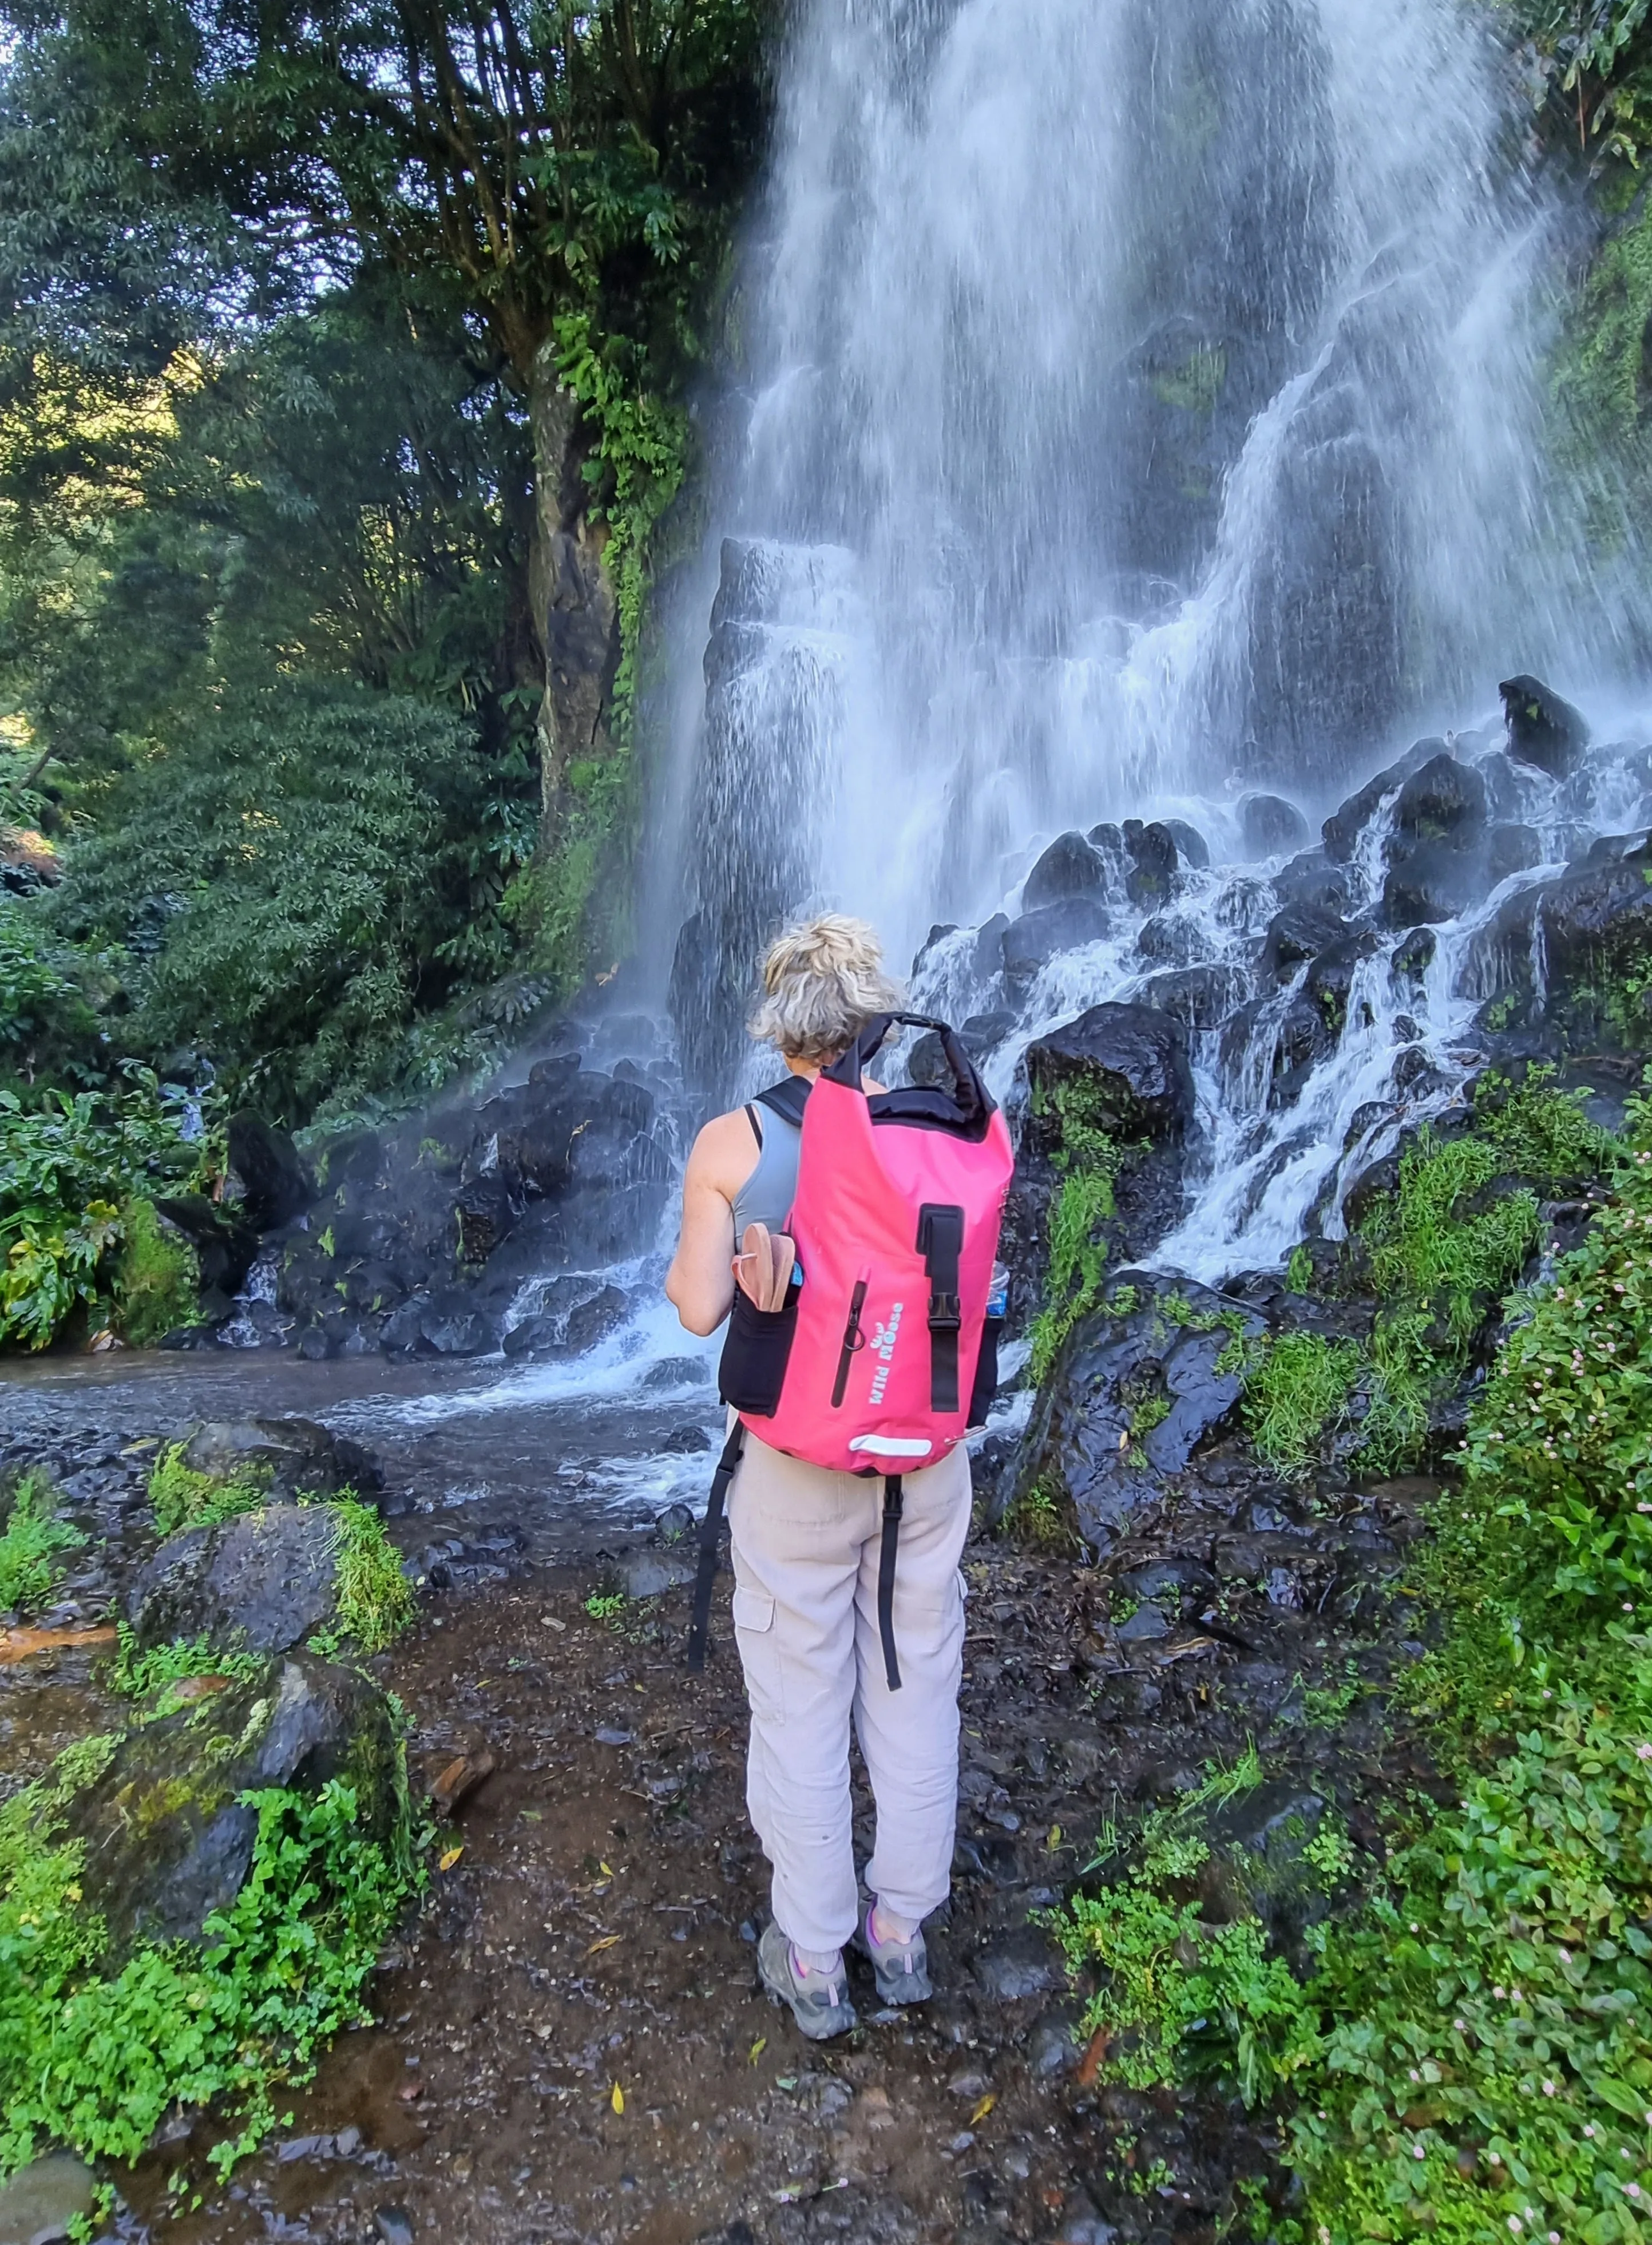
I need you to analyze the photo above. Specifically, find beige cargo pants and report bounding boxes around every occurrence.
[726,1426,973,1958]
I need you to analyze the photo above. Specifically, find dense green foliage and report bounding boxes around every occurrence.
[147,1443,271,1538]
[106,1624,262,1707]
[1027,1078,1124,1384]
[0,0,774,1193]
[111,1194,199,1345]
[1050,1088,1652,2243]
[1240,1072,1616,1478]
[0,1745,419,2181]
[0,1467,83,1613]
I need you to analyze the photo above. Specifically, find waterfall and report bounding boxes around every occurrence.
[647,0,1649,1273]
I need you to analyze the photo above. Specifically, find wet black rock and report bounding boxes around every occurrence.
[225,1111,315,1232]
[1393,750,1488,843]
[1467,834,1652,1048]
[1162,818,1210,871]
[1390,926,1437,984]
[151,1192,260,1302]
[1023,1005,1194,1144]
[1131,914,1187,967]
[1261,900,1346,980]
[1139,964,1249,1032]
[1489,822,1543,883]
[1322,735,1445,863]
[1500,672,1588,778]
[643,1357,707,1391]
[1377,752,1491,929]
[128,1502,351,1653]
[1000,899,1111,996]
[1239,793,1308,857]
[1305,932,1378,1037]
[912,922,959,976]
[181,1416,383,1502]
[60,1652,402,1951]
[278,1057,670,1355]
[1219,993,1330,1111]
[661,1424,712,1455]
[1023,830,1108,910]
[1122,818,1179,906]
[1008,1273,1264,1555]
[1271,849,1352,914]
[502,1273,627,1360]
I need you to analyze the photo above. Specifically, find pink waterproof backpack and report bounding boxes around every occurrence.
[687,1012,1015,1688]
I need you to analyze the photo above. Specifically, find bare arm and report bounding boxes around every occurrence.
[664,1111,750,1336]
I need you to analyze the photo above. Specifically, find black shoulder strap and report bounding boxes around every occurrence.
[754,1075,811,1128]
[744,1104,763,1147]
[686,1422,746,1674]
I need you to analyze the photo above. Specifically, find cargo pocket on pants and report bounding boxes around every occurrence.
[732,1585,783,1720]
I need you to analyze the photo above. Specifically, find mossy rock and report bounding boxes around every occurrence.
[56,1652,403,1951]
[128,1503,348,1654]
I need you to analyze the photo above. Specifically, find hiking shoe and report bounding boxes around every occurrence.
[855,1906,932,2004]
[757,1922,857,2041]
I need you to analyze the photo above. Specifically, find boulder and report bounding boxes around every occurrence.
[1007,1273,1265,1554]
[0,2153,97,2245]
[1138,964,1249,1032]
[1465,836,1652,1048]
[1321,737,1445,863]
[1392,750,1487,844]
[1376,752,1490,929]
[502,1276,629,1358]
[1304,933,1378,1036]
[58,1653,403,1951]
[1023,830,1108,910]
[128,1502,351,1654]
[181,1416,382,1502]
[1000,898,1111,996]
[1271,849,1352,914]
[1488,822,1543,882]
[150,1193,260,1301]
[1123,819,1179,906]
[1136,913,1205,967]
[1261,900,1347,981]
[224,1111,314,1232]
[1389,925,1437,985]
[1023,1004,1194,1144]
[1162,818,1210,871]
[1219,993,1331,1111]
[1239,794,1309,858]
[1500,673,1588,778]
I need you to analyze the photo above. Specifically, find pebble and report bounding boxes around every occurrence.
[1054,2191,1119,2245]
[947,2070,991,2099]
[620,1551,696,1600]
[374,2210,415,2245]
[0,2152,97,2245]
[946,2131,976,2156]
[595,1727,632,1746]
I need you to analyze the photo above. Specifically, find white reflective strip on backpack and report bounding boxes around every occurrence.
[848,1435,934,1459]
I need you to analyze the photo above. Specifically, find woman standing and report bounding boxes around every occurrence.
[665,915,986,2040]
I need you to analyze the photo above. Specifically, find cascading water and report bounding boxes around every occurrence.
[659,0,1643,1099]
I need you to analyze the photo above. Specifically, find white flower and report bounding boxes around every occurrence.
[1558,1947,1571,1963]
[1585,2125,1596,2139]
[1507,2214,1522,2232]
[1413,2144,1426,2161]
[1495,1984,1507,1998]
[1542,2081,1555,2096]
[1638,1743,1652,1760]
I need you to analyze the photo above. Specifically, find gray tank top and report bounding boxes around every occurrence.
[732,1105,802,1236]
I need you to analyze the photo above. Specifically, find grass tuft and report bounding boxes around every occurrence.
[0,1471,85,1615]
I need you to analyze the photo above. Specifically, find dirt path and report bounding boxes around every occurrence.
[88,1534,1271,2245]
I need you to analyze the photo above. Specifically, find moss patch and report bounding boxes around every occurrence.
[113,1197,200,1346]
[0,1471,85,1616]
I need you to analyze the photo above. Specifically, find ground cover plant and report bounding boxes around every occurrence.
[1049,1078,1652,2242]
[0,1741,422,2186]
[0,1468,84,1613]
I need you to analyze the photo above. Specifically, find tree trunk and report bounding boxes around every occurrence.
[525,343,620,850]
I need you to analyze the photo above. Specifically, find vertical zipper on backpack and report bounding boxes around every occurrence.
[831,1278,869,1407]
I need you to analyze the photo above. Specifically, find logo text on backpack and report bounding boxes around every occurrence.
[867,1301,904,1405]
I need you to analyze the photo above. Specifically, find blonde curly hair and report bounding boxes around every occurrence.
[749,913,905,1063]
